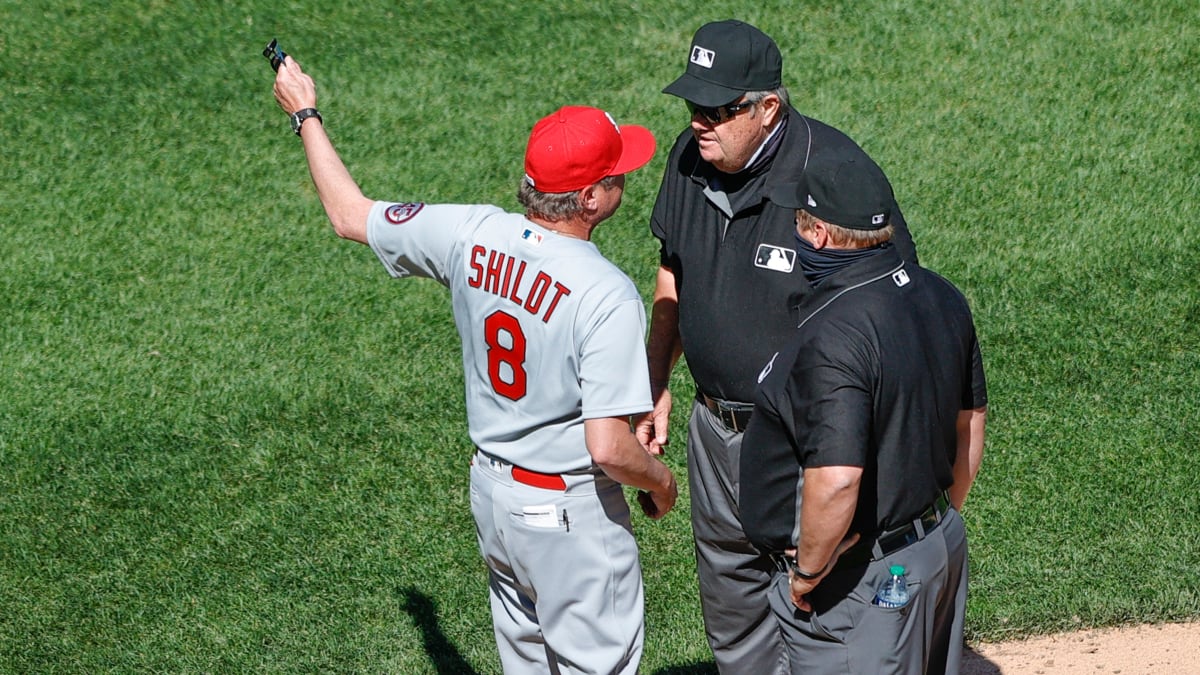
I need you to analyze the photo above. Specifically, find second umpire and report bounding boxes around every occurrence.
[740,154,987,674]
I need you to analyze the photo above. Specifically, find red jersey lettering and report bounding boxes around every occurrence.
[541,282,572,323]
[467,246,572,323]
[524,272,551,316]
[483,250,505,295]
[467,245,485,288]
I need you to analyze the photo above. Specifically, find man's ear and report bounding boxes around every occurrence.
[809,219,831,249]
[758,94,783,128]
[578,183,600,211]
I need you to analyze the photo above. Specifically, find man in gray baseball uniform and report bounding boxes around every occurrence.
[272,54,677,674]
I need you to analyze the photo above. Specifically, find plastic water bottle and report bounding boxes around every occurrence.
[873,565,910,608]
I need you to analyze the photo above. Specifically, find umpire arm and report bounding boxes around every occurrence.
[949,406,987,510]
[633,265,683,453]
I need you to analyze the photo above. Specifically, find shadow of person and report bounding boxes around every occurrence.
[400,586,481,675]
[961,645,1002,674]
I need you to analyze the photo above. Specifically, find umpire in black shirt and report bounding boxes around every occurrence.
[635,20,920,673]
[740,154,987,674]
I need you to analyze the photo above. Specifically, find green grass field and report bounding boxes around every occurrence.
[3,0,1199,672]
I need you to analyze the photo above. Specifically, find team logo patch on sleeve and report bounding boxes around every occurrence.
[754,244,796,273]
[384,202,425,224]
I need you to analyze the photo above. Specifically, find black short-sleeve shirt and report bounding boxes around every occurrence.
[650,107,918,403]
[740,248,987,553]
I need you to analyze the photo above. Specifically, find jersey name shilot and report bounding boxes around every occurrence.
[466,245,572,324]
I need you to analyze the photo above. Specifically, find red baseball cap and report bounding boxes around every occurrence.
[523,106,656,194]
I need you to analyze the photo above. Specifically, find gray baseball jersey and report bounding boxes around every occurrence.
[366,201,652,473]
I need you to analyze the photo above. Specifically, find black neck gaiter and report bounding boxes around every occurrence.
[794,233,889,285]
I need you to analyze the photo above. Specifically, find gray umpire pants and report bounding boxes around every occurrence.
[688,401,789,674]
[767,508,969,675]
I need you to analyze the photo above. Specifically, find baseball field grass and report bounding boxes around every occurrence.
[2,0,1199,672]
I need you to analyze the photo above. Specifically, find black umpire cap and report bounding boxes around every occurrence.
[772,156,895,230]
[663,20,783,107]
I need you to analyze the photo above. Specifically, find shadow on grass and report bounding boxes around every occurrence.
[399,583,718,674]
[399,585,727,674]
[400,586,481,675]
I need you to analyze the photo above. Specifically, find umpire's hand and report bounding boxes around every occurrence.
[633,386,672,455]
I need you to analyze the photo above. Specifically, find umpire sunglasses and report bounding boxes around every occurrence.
[686,99,755,124]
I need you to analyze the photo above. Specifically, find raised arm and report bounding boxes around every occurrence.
[272,56,373,244]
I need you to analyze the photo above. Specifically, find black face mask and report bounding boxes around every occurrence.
[794,232,886,285]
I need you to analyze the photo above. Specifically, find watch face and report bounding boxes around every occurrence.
[291,109,320,135]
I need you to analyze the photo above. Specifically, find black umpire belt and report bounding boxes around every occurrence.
[771,492,953,575]
[700,394,753,432]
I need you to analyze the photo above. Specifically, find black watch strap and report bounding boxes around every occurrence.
[787,556,827,580]
[290,108,322,136]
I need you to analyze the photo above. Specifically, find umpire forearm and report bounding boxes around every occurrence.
[795,465,861,574]
[646,265,683,387]
[949,406,987,510]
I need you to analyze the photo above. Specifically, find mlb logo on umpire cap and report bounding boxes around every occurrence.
[690,46,715,68]
[663,20,783,107]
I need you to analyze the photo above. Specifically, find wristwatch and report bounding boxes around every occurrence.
[290,108,322,136]
[787,556,827,580]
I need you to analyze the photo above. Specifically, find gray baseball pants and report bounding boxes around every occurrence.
[470,452,644,675]
[767,508,969,674]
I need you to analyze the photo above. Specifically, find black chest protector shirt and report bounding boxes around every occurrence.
[650,107,919,404]
[739,248,988,554]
